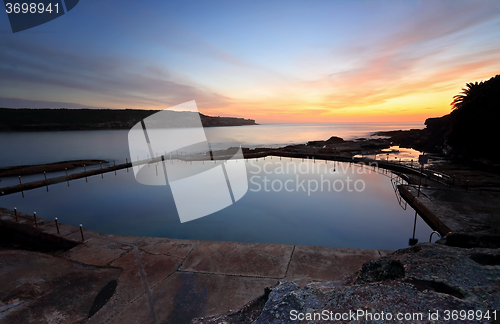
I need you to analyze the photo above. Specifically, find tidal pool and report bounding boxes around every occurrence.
[0,157,435,250]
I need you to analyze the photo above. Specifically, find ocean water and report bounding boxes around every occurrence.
[0,122,424,168]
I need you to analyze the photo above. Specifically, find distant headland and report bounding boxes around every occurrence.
[0,108,258,131]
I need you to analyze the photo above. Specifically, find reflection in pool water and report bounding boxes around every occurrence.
[0,157,435,250]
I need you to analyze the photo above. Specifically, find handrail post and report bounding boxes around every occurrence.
[429,231,442,242]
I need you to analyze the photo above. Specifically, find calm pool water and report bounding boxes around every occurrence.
[0,157,434,250]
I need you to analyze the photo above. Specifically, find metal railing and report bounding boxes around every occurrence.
[429,231,442,242]
[391,173,408,210]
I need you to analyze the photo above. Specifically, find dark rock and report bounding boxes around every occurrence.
[354,259,405,284]
[307,140,326,146]
[325,136,344,144]
[404,278,465,299]
[307,136,344,146]
[438,232,500,249]
[252,281,305,324]
[192,243,500,324]
[469,253,500,266]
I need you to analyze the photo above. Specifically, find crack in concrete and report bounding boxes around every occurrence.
[283,245,296,279]
[98,289,151,324]
[176,241,200,271]
[175,269,282,280]
[80,233,137,247]
[149,270,178,291]
[61,229,81,237]
[133,246,158,324]
[141,243,202,291]
[103,249,132,267]
[136,247,184,259]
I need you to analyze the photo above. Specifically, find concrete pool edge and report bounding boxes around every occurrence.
[0,207,392,323]
[398,181,500,237]
[398,184,458,235]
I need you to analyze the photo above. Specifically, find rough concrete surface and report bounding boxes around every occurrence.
[0,208,386,324]
[0,250,122,323]
[284,246,387,287]
[180,241,294,278]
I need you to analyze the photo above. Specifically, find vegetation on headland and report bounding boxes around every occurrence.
[376,74,500,164]
[0,108,257,131]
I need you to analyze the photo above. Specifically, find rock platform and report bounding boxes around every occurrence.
[0,208,389,323]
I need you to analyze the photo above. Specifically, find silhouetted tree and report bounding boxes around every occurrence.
[451,81,484,111]
[446,74,500,162]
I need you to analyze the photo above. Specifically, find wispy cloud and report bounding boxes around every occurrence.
[0,97,107,109]
[265,1,500,112]
[0,38,233,110]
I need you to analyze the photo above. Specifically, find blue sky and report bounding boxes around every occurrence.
[1,0,499,122]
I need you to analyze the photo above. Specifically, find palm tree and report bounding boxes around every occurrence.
[450,81,483,111]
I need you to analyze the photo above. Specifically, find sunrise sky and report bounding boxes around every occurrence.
[1,0,499,123]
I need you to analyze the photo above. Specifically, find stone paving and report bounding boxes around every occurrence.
[0,208,389,324]
[399,183,500,235]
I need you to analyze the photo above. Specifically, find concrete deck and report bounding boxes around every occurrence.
[399,183,500,235]
[0,208,390,324]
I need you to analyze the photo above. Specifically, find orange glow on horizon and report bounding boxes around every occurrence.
[96,72,497,125]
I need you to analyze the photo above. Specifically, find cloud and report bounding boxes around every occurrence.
[291,1,500,110]
[0,97,108,109]
[0,38,233,110]
[217,1,500,122]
